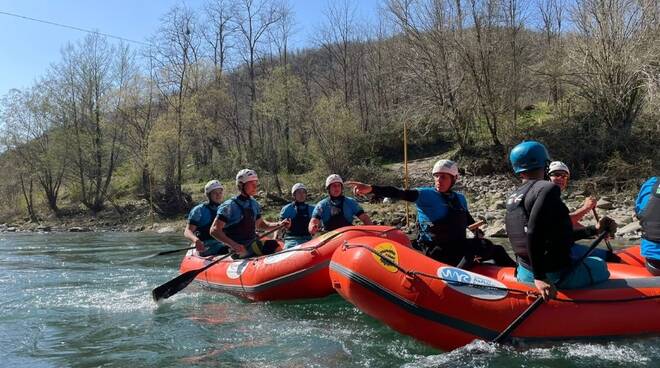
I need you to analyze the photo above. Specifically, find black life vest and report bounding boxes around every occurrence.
[505,180,539,266]
[427,192,469,247]
[223,198,256,246]
[288,202,311,237]
[194,203,218,241]
[325,196,352,231]
[639,179,660,243]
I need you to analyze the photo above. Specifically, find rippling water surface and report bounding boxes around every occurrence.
[1,232,657,367]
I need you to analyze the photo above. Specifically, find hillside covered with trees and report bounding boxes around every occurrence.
[0,0,658,224]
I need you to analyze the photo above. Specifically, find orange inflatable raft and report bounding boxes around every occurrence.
[329,237,660,351]
[178,225,411,301]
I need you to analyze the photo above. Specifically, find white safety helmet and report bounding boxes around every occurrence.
[204,180,224,195]
[235,169,259,186]
[291,183,307,195]
[325,174,343,188]
[548,161,570,176]
[432,159,459,178]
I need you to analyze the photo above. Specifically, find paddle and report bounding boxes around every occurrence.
[492,231,608,343]
[151,224,285,302]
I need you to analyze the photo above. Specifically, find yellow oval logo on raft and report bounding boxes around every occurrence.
[372,242,399,273]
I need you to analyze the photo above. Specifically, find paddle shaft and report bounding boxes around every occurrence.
[492,231,608,343]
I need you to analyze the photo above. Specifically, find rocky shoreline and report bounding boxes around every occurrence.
[0,175,645,241]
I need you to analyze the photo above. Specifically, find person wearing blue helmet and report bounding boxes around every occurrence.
[636,177,660,275]
[184,180,229,257]
[505,141,617,300]
[347,160,516,268]
[279,183,315,248]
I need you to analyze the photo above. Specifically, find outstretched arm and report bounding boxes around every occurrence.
[345,181,419,202]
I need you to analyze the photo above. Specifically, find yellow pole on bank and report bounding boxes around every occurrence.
[403,121,410,227]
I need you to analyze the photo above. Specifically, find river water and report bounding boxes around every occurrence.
[1,232,658,368]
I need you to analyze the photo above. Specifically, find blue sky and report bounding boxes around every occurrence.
[0,0,381,98]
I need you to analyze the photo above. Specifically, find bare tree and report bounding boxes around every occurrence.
[537,0,567,105]
[387,0,474,149]
[150,5,200,205]
[49,34,125,213]
[452,0,509,146]
[568,0,658,138]
[233,0,283,150]
[317,0,363,110]
[1,85,68,214]
[203,0,236,81]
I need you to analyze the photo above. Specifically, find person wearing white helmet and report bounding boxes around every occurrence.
[308,174,373,234]
[548,161,598,229]
[183,180,229,257]
[210,169,290,258]
[347,159,515,268]
[279,183,315,248]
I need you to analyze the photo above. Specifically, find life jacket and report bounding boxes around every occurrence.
[425,192,468,247]
[194,203,218,242]
[223,198,256,246]
[325,197,352,231]
[505,180,539,267]
[639,180,660,243]
[288,202,311,237]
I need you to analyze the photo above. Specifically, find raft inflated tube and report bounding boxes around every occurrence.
[329,237,660,351]
[178,225,411,301]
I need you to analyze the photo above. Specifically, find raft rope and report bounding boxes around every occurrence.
[343,242,660,304]
[232,228,402,292]
[254,227,402,258]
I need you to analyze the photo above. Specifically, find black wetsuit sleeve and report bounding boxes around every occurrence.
[371,185,419,202]
[467,212,476,226]
[573,225,598,240]
[526,184,563,280]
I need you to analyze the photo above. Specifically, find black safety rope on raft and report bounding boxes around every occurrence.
[342,242,660,304]
[342,242,530,295]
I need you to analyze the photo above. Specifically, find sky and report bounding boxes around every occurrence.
[0,0,382,98]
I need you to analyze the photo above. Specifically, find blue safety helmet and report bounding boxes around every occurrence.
[509,141,550,174]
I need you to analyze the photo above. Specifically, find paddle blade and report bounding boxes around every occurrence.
[151,252,233,302]
[152,269,201,302]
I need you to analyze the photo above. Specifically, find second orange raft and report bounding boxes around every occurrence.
[179,225,411,301]
[329,236,660,351]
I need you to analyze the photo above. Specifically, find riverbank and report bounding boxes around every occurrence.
[0,173,644,242]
